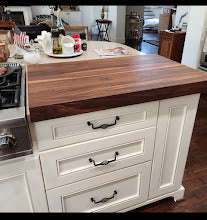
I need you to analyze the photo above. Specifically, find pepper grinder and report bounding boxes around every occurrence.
[80,33,87,51]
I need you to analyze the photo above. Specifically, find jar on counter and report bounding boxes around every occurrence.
[72,34,81,52]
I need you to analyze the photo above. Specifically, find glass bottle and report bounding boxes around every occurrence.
[52,29,63,54]
[57,9,65,36]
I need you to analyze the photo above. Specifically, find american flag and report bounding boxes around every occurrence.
[13,24,27,46]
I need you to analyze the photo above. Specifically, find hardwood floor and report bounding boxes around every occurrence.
[130,93,207,213]
[139,31,159,55]
[125,32,159,55]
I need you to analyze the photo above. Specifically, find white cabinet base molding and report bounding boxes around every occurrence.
[119,186,185,212]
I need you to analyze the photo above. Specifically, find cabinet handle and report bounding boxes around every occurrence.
[89,151,119,166]
[91,190,117,204]
[87,116,120,129]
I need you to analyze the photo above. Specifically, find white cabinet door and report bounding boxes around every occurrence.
[0,155,48,212]
[149,94,200,199]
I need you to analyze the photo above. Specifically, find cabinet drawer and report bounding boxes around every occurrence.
[46,162,151,212]
[34,101,159,151]
[40,127,156,190]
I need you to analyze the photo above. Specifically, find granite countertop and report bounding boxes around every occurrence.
[8,41,145,65]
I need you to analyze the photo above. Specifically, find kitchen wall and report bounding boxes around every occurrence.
[79,5,100,28]
[108,6,126,43]
[116,6,126,43]
[31,5,50,17]
[4,5,125,43]
[180,6,207,69]
[4,6,33,25]
[31,5,83,26]
[174,6,190,27]
[80,5,126,43]
[151,6,164,19]
[144,5,164,19]
[31,6,102,29]
[31,5,126,43]
[79,6,93,27]
[126,5,144,18]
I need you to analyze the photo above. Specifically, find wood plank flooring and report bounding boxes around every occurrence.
[131,93,207,213]
[125,32,159,55]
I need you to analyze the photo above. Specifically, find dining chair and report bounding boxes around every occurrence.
[64,26,89,40]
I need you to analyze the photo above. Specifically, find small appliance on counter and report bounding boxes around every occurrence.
[0,63,33,161]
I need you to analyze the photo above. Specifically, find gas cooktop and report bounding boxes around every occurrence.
[0,64,22,110]
[0,63,33,161]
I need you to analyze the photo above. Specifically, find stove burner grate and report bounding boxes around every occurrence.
[0,64,22,110]
[0,88,20,109]
[1,72,21,88]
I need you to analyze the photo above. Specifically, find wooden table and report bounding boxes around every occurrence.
[7,41,144,65]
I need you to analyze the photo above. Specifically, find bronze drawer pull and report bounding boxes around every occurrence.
[87,116,120,129]
[89,151,119,166]
[91,190,117,204]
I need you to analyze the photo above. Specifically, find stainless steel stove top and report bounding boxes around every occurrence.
[0,63,26,128]
[0,63,32,161]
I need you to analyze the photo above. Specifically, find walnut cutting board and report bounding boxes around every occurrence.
[28,54,207,122]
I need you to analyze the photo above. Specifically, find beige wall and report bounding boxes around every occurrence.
[174,6,190,27]
[181,6,207,69]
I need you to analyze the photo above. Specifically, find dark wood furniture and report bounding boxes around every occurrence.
[96,19,112,41]
[126,17,143,40]
[0,21,14,29]
[0,21,14,43]
[27,54,207,122]
[158,30,186,63]
[125,16,143,50]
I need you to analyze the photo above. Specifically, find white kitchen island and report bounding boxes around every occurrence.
[1,41,207,212]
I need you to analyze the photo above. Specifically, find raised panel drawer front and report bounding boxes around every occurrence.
[40,127,156,190]
[149,94,200,199]
[33,101,159,151]
[46,162,151,212]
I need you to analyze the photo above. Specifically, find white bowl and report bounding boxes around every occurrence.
[61,35,75,54]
